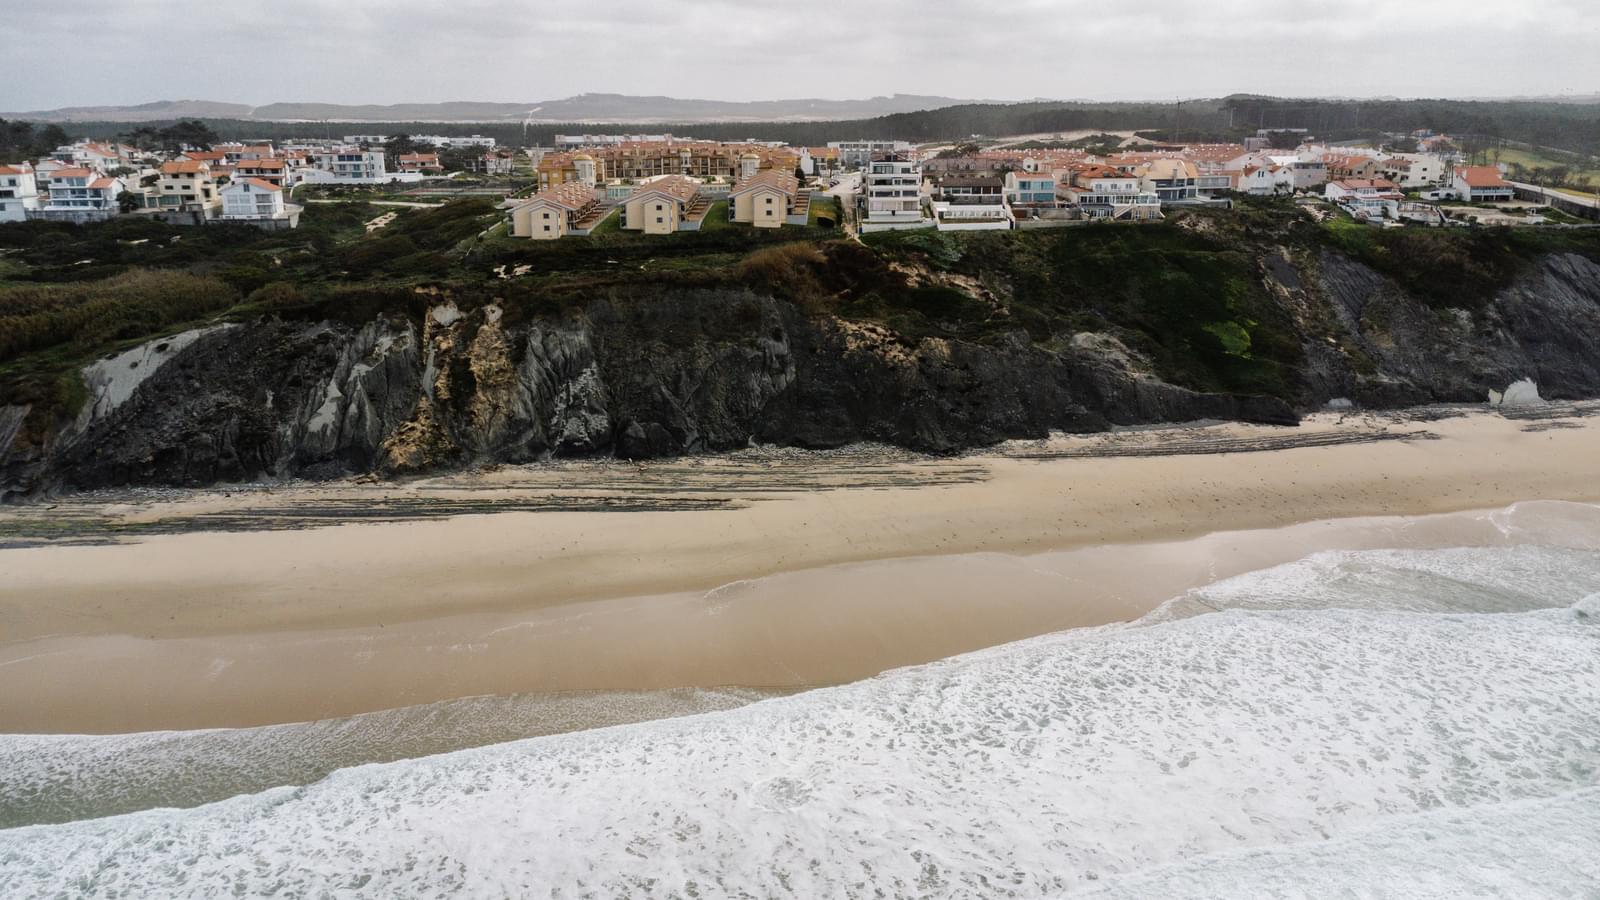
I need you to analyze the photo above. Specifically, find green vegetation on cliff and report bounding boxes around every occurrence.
[3,196,1598,439]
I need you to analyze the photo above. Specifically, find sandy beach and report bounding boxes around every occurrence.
[3,405,1599,732]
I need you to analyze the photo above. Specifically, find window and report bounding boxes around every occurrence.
[656,216,664,224]
[543,225,552,232]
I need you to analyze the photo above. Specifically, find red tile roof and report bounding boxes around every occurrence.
[1456,165,1509,188]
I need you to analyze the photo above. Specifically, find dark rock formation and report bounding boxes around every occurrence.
[5,247,1598,499]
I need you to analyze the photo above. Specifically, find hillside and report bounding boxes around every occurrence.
[2,201,1599,499]
[6,93,991,125]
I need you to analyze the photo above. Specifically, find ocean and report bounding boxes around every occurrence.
[2,501,1598,897]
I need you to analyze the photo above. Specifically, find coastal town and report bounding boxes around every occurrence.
[3,123,1597,238]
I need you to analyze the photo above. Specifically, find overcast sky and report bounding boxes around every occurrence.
[3,0,1598,110]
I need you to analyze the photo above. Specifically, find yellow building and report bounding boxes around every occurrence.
[154,160,220,213]
[729,169,799,228]
[621,175,700,234]
[508,181,600,239]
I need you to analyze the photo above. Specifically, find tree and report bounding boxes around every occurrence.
[116,190,143,214]
[159,119,219,152]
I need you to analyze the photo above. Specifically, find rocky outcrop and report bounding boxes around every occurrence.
[6,247,1598,499]
[1294,250,1600,406]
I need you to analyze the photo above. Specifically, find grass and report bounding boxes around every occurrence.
[698,200,731,232]
[1488,146,1600,184]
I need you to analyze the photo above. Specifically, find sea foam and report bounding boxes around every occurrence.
[2,542,1599,897]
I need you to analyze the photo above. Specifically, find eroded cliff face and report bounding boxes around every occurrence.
[4,247,1598,499]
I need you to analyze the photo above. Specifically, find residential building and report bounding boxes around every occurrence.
[729,169,804,228]
[1141,158,1200,202]
[621,175,705,234]
[537,152,597,190]
[234,158,293,189]
[508,181,604,240]
[1324,154,1383,181]
[828,140,915,169]
[0,163,42,222]
[799,147,840,177]
[397,153,444,174]
[1059,170,1162,221]
[933,174,1004,205]
[412,134,497,149]
[469,152,516,176]
[1237,164,1294,196]
[220,178,300,229]
[1325,178,1404,219]
[152,160,221,214]
[555,133,678,150]
[1004,171,1058,208]
[595,141,797,181]
[1380,153,1446,189]
[1452,166,1514,203]
[303,148,421,184]
[861,151,931,231]
[29,168,125,222]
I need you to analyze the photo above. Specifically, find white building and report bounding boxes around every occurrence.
[1060,175,1163,221]
[412,134,498,149]
[860,151,932,231]
[1325,178,1404,219]
[1381,153,1447,189]
[29,168,125,222]
[1452,166,1514,203]
[0,163,42,222]
[303,148,422,185]
[1237,164,1295,196]
[221,178,300,229]
[829,139,915,169]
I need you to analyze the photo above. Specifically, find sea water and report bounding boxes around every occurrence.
[2,502,1599,897]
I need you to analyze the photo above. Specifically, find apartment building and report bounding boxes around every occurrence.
[509,181,603,240]
[1237,164,1294,196]
[829,140,915,169]
[1005,171,1058,207]
[1058,169,1162,221]
[729,169,804,228]
[234,158,293,189]
[0,163,41,222]
[303,148,421,184]
[861,151,931,232]
[152,160,221,214]
[29,168,126,222]
[412,134,497,149]
[621,175,705,234]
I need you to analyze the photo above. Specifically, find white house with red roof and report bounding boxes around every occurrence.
[0,163,42,222]
[221,178,299,229]
[1452,166,1514,203]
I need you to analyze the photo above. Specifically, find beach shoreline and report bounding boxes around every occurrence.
[3,406,1600,733]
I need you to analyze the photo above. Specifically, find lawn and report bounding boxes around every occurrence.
[698,200,732,232]
[1487,146,1600,184]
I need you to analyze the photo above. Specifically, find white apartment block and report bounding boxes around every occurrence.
[860,152,932,232]
[302,148,421,185]
[30,168,125,222]
[221,178,300,229]
[0,164,42,222]
[829,140,915,169]
[413,134,497,149]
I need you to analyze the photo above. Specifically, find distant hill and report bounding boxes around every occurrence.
[5,94,1001,124]
[2,99,255,122]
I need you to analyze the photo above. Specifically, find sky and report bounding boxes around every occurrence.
[3,0,1598,110]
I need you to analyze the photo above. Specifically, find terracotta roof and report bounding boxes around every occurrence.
[234,178,282,192]
[0,165,27,175]
[730,168,798,198]
[161,160,210,174]
[1331,179,1400,191]
[628,174,700,203]
[87,177,119,189]
[517,180,596,211]
[237,159,286,170]
[51,167,93,178]
[1456,165,1509,188]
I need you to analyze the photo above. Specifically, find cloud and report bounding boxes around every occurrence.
[1,0,1596,109]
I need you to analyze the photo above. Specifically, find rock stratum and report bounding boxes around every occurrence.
[3,245,1599,500]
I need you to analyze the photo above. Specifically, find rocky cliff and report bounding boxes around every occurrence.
[4,247,1599,500]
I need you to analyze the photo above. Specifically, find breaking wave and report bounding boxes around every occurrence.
[3,503,1600,897]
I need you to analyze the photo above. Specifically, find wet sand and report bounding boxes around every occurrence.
[3,407,1599,732]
